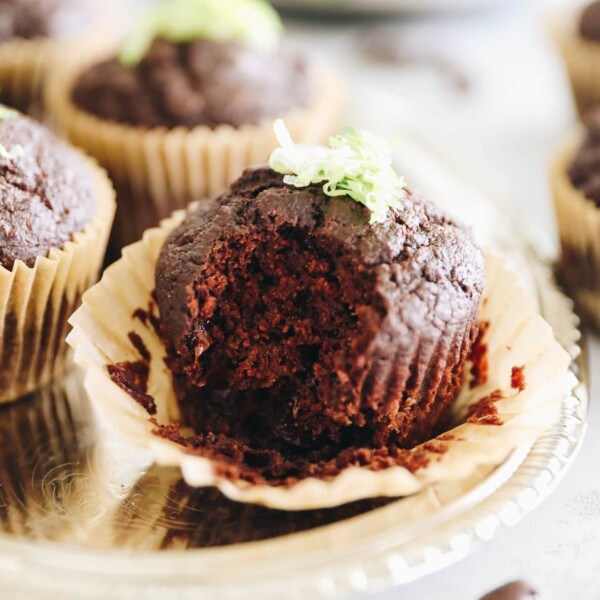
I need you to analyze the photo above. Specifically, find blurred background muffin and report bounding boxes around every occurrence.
[551,0,600,117]
[552,111,600,329]
[46,0,343,257]
[0,0,117,116]
[0,106,115,403]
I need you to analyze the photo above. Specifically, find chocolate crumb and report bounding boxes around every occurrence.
[133,308,148,325]
[470,321,490,389]
[108,361,156,415]
[511,365,526,392]
[132,302,161,334]
[480,580,540,600]
[150,420,451,486]
[467,390,504,426]
[128,331,151,363]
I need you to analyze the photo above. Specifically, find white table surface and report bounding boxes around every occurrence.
[122,1,598,597]
[282,1,599,598]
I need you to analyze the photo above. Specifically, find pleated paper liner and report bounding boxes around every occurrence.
[67,206,576,510]
[0,156,116,404]
[550,131,600,329]
[45,55,345,250]
[548,5,600,118]
[0,9,118,118]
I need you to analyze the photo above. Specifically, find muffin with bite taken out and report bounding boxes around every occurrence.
[150,123,486,486]
[66,121,574,509]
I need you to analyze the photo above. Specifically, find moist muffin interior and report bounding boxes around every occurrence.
[183,225,365,449]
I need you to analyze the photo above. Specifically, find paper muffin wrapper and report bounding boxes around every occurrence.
[0,156,115,404]
[67,208,576,510]
[45,55,345,249]
[548,6,600,117]
[0,15,117,118]
[550,132,600,328]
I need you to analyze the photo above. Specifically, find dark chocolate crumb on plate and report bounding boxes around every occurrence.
[480,580,540,600]
[511,365,526,392]
[467,390,504,426]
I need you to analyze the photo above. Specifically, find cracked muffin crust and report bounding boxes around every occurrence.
[0,111,96,270]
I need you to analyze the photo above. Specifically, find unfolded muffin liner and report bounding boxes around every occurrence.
[548,5,600,117]
[45,55,344,250]
[0,11,117,118]
[67,207,575,510]
[0,156,115,404]
[550,132,600,328]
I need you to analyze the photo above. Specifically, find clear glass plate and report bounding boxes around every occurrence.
[0,91,588,599]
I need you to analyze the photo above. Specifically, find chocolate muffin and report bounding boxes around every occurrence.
[154,166,485,485]
[553,112,600,329]
[580,1,600,42]
[0,0,94,41]
[71,38,312,130]
[0,106,115,403]
[568,111,600,202]
[0,109,96,270]
[0,0,110,115]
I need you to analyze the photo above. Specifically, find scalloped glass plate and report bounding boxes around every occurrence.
[0,89,587,599]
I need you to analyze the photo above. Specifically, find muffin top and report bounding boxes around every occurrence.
[0,108,96,270]
[580,1,600,41]
[569,111,600,204]
[71,38,311,129]
[71,0,312,130]
[0,0,94,41]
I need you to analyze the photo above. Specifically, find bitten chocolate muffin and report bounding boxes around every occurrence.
[0,110,96,270]
[154,166,484,484]
[0,0,94,41]
[71,38,311,129]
